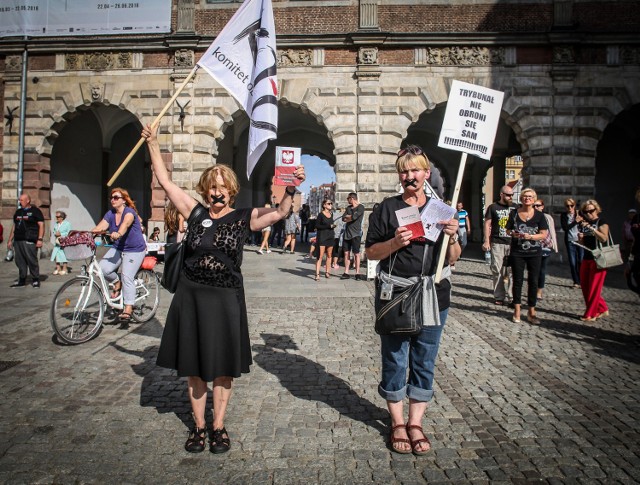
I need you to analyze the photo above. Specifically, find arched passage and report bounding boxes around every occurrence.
[216,103,335,208]
[403,103,523,240]
[595,103,640,237]
[50,105,151,231]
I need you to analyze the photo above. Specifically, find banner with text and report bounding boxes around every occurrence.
[0,0,171,38]
[437,80,504,160]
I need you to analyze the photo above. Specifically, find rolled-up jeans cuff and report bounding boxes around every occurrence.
[406,385,434,402]
[378,383,407,402]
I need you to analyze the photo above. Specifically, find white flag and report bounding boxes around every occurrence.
[197,0,278,179]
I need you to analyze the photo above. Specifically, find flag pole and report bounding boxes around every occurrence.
[434,152,467,283]
[107,65,200,187]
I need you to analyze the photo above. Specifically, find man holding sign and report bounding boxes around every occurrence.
[365,146,460,455]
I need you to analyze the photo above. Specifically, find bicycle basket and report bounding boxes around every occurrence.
[141,255,157,270]
[59,231,96,260]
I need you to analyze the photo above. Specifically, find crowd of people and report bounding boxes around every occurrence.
[2,136,638,459]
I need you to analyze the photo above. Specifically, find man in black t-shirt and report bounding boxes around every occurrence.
[483,186,516,304]
[341,192,365,280]
[7,193,45,288]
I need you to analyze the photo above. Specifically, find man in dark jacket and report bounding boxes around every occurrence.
[7,193,45,288]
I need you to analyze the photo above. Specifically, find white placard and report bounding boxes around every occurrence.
[437,80,505,160]
[0,0,171,38]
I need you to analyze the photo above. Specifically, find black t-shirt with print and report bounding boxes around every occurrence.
[506,209,549,257]
[13,205,44,242]
[485,202,516,245]
[580,217,607,261]
[365,195,451,310]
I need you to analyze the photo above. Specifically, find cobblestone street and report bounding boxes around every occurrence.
[0,244,638,484]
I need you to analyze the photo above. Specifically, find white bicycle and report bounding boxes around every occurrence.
[50,232,160,344]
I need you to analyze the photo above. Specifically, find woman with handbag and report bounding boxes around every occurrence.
[365,145,460,455]
[142,124,305,455]
[577,199,610,321]
[505,188,549,324]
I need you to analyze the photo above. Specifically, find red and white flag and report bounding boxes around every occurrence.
[197,0,278,179]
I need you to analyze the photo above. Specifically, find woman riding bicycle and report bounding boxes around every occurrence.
[91,187,146,321]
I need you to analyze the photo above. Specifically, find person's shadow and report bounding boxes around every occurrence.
[252,333,388,436]
[110,342,197,431]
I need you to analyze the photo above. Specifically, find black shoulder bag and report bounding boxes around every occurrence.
[161,205,206,293]
[374,245,430,336]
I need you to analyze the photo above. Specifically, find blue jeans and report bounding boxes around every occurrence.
[566,239,583,285]
[378,309,448,403]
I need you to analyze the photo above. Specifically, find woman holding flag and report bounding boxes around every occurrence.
[142,124,304,454]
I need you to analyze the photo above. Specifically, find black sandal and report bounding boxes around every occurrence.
[210,427,231,454]
[119,312,132,321]
[185,426,206,453]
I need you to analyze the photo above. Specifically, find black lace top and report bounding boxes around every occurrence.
[183,205,252,288]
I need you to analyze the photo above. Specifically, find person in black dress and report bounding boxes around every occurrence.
[314,199,335,280]
[142,124,305,454]
[506,188,549,325]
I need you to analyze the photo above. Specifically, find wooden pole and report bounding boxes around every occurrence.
[107,65,200,187]
[434,152,467,283]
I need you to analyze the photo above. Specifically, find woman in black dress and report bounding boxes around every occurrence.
[143,124,305,454]
[314,199,335,280]
[506,188,549,325]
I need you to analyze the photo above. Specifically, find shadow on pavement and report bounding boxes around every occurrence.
[252,333,388,436]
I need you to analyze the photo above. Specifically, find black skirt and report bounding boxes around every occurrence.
[156,274,252,381]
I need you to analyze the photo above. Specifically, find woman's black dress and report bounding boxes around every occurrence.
[157,205,252,382]
[315,212,334,247]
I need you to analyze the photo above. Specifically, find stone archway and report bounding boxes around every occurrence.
[595,103,640,238]
[216,102,335,208]
[50,104,151,231]
[403,103,523,240]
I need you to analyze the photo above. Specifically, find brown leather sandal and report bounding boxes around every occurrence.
[406,424,431,455]
[389,424,411,454]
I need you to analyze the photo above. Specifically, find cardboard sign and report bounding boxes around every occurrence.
[437,80,504,160]
[274,146,301,186]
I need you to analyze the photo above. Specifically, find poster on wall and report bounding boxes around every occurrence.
[0,0,171,37]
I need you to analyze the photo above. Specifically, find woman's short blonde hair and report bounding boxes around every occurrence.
[520,187,537,202]
[196,164,240,205]
[580,199,602,213]
[564,197,576,207]
[395,145,430,173]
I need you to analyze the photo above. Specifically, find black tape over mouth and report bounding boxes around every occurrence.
[403,179,418,188]
[211,194,226,204]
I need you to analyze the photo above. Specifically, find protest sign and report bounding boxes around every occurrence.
[274,146,301,186]
[437,80,504,161]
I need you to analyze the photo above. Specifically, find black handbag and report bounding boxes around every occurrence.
[374,245,430,336]
[161,205,206,293]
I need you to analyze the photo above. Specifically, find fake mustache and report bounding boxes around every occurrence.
[403,179,418,188]
[211,194,226,204]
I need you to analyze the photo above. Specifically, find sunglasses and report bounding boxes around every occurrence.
[397,146,424,157]
[566,204,574,208]
[501,193,514,197]
[110,196,123,200]
[533,204,543,208]
[55,215,63,218]
[583,208,597,214]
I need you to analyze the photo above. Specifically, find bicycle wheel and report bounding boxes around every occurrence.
[50,277,105,344]
[132,269,160,322]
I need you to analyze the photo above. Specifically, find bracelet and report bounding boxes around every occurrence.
[449,234,459,244]
[285,187,296,197]
[37,237,43,241]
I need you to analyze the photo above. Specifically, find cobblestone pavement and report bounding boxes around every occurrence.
[0,243,638,484]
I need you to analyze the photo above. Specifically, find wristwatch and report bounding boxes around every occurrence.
[285,187,296,197]
[449,234,459,244]
[37,237,43,241]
